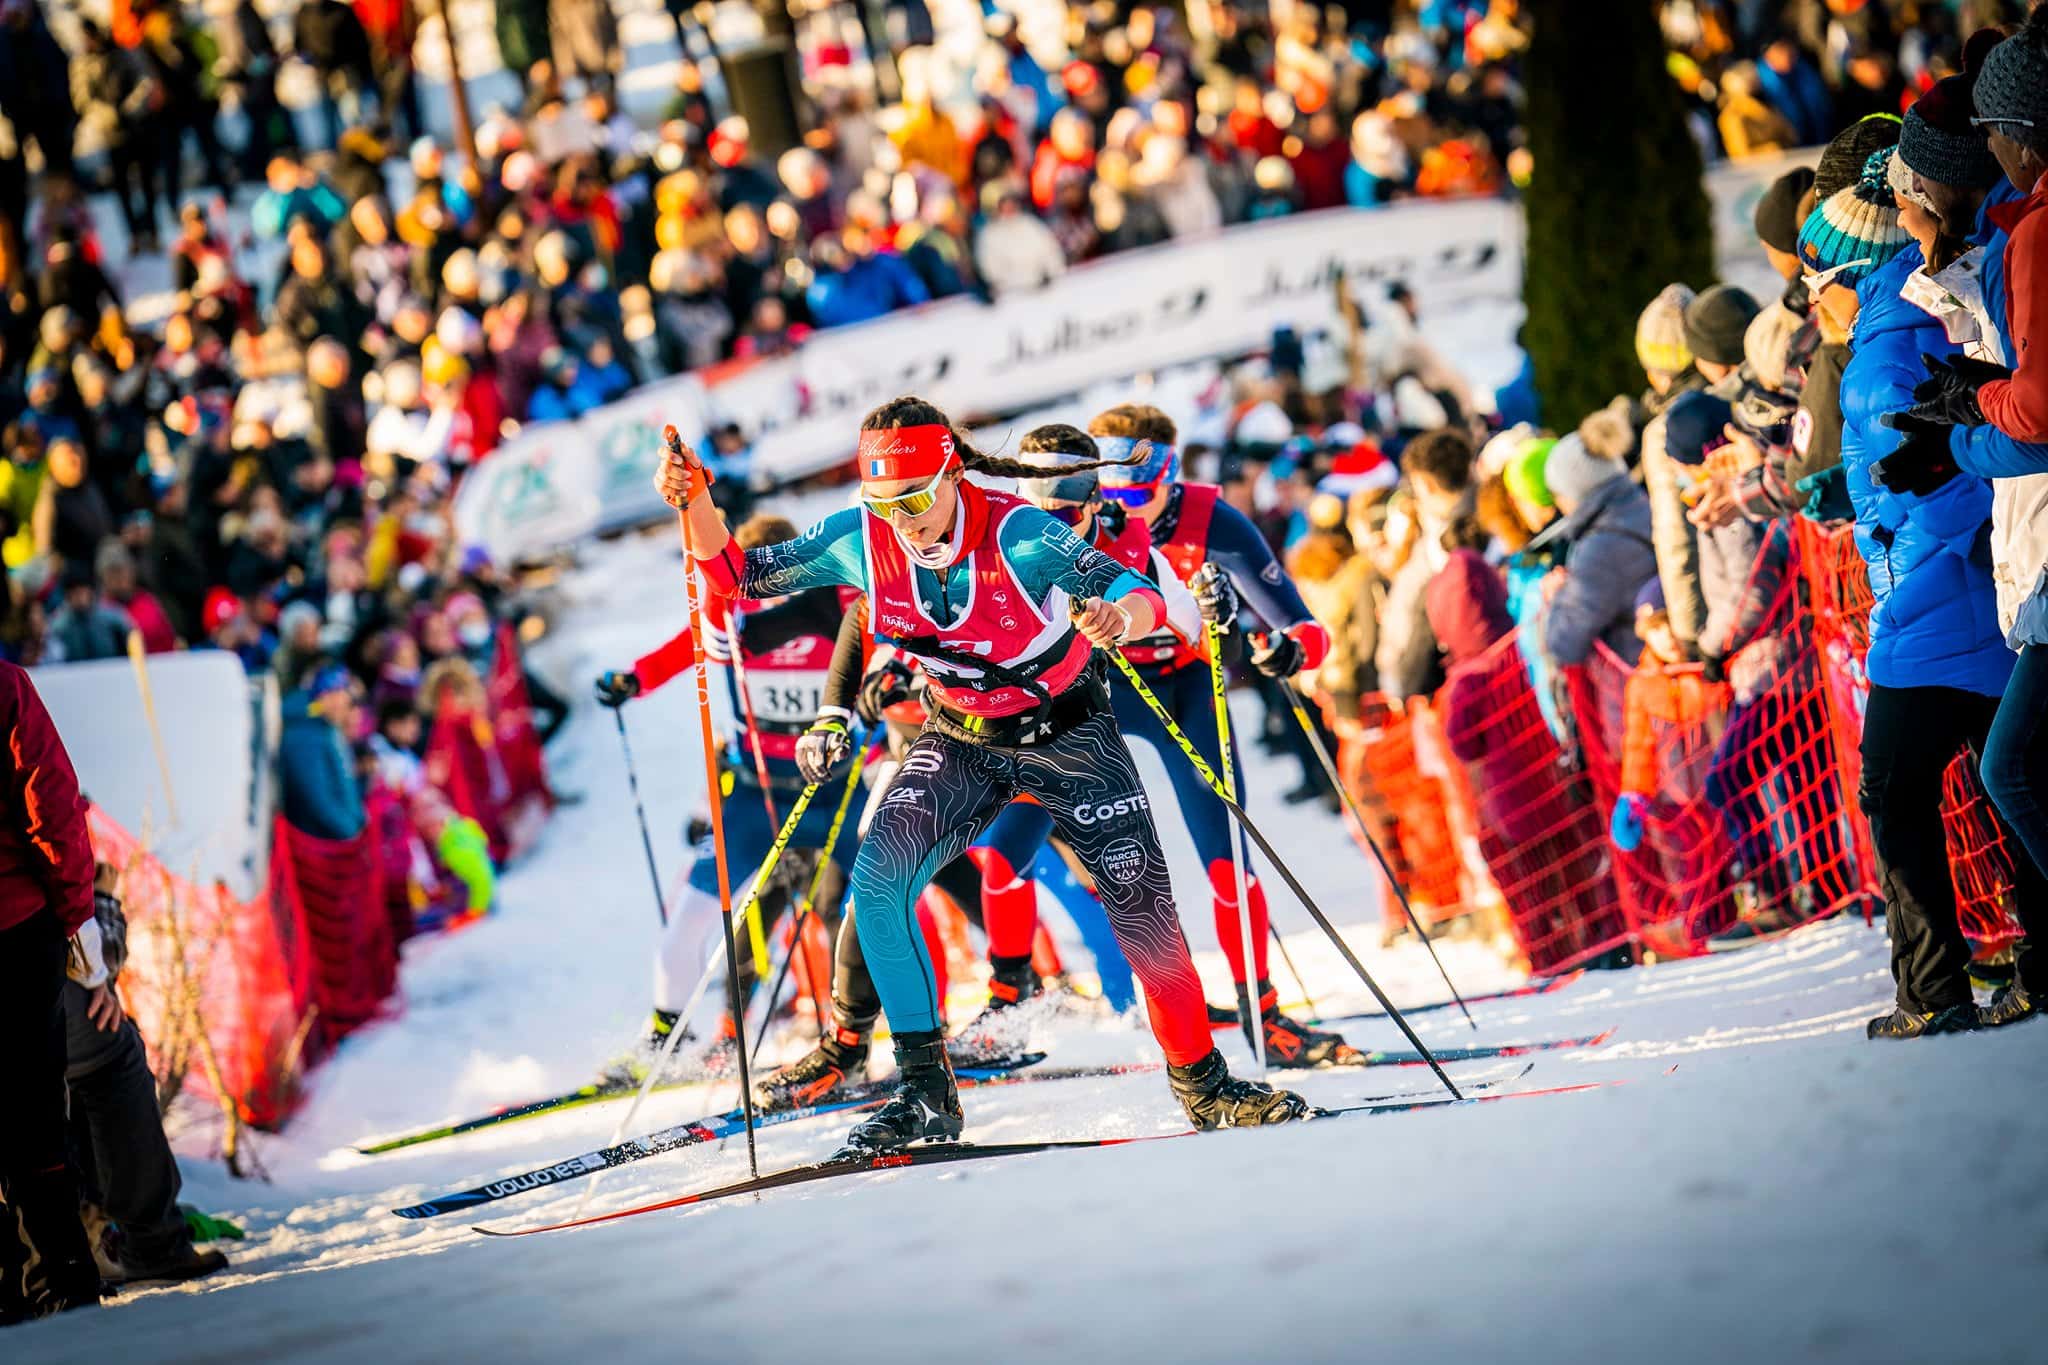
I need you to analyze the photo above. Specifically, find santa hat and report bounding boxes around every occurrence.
[1317,443,1399,498]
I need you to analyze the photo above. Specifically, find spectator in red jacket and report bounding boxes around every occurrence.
[95,544,176,652]
[0,662,103,1321]
[1029,109,1096,212]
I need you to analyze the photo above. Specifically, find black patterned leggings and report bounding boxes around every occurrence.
[846,710,1213,1064]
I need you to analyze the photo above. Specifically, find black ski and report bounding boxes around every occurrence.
[475,1079,1610,1238]
[391,1054,1047,1219]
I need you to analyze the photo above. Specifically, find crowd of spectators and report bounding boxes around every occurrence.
[1206,11,2046,1039]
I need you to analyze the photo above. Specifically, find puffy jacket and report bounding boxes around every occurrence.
[0,663,95,934]
[279,691,366,839]
[1539,475,1658,667]
[1840,248,2011,696]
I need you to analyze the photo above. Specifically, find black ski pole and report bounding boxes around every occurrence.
[1100,645,1462,1100]
[1278,678,1476,1030]
[613,706,668,926]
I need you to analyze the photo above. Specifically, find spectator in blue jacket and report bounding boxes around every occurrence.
[1755,36,1833,147]
[1808,149,2044,1038]
[280,664,366,840]
[804,232,930,329]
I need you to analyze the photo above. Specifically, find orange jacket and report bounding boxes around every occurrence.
[1619,662,1728,799]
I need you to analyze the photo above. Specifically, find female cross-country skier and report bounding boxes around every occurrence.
[589,514,866,1083]
[658,397,1309,1149]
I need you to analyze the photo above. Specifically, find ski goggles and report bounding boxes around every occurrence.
[1094,435,1179,504]
[1021,468,1099,506]
[1035,499,1093,527]
[860,462,952,519]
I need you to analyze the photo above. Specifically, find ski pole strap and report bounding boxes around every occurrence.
[1106,649,1227,797]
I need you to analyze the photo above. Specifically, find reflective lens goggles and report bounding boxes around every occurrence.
[1099,484,1158,509]
[1022,470,1099,505]
[1037,500,1093,527]
[861,464,950,519]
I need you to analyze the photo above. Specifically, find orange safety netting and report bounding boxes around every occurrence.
[87,806,312,1128]
[1798,520,2026,954]
[1321,519,2023,965]
[1437,633,1630,972]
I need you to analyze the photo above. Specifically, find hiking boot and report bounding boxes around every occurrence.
[1168,1048,1311,1129]
[1866,1003,1980,1040]
[1239,980,1363,1068]
[837,1033,963,1154]
[753,1027,871,1111]
[1979,979,2041,1029]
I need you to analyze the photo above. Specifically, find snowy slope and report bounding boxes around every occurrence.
[20,254,2048,1355]
[19,505,2048,1362]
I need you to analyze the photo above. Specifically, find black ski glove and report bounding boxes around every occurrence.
[794,713,854,786]
[1902,351,2011,428]
[1870,414,1962,497]
[1190,564,1238,630]
[1250,630,1306,679]
[854,659,915,727]
[594,669,641,707]
[1700,652,1726,685]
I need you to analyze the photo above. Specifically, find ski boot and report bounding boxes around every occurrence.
[1169,1048,1311,1129]
[1240,980,1364,1068]
[1979,979,2041,1029]
[595,1010,734,1088]
[1866,1003,1979,1039]
[836,1033,963,1155]
[753,1026,872,1111]
[1206,1001,1241,1030]
[947,956,1041,1066]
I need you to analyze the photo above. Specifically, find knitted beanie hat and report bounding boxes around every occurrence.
[1663,390,1733,467]
[1683,284,1762,367]
[1813,113,1903,200]
[1975,24,2048,155]
[1753,166,1817,254]
[1797,149,1911,290]
[1635,283,1696,375]
[1502,437,1556,509]
[1743,299,1802,391]
[1900,75,2003,191]
[1541,432,1624,511]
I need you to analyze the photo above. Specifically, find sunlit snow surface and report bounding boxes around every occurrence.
[22,481,2048,1365]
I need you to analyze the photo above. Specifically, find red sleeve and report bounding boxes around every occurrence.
[1288,620,1331,672]
[9,667,95,933]
[695,541,747,600]
[632,627,697,695]
[1119,586,1166,632]
[1979,208,2048,441]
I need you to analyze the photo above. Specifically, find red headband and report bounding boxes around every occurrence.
[858,424,957,482]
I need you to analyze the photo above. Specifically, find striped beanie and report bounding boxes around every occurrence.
[1635,283,1695,376]
[1796,149,1911,290]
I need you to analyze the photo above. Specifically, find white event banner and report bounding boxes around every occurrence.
[455,197,1524,565]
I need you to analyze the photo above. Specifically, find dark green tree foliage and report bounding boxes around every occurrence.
[1522,0,1716,428]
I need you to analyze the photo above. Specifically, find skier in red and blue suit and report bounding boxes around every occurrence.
[592,514,865,1080]
[659,395,1310,1151]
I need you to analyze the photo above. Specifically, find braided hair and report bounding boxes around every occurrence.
[860,397,1145,482]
